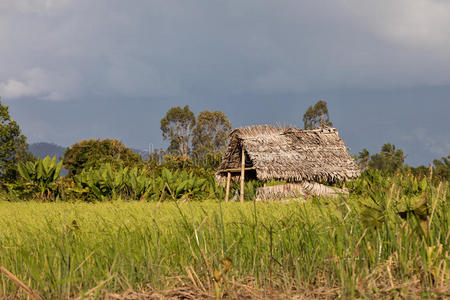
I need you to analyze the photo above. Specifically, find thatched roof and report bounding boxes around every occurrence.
[216,125,360,184]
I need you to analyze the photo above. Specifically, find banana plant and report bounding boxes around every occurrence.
[17,156,63,199]
[160,168,209,200]
[125,167,153,200]
[73,163,125,200]
[72,164,216,201]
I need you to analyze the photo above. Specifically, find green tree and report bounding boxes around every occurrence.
[0,98,34,183]
[63,139,142,177]
[302,100,333,129]
[192,110,232,164]
[368,143,406,174]
[433,155,450,182]
[357,148,370,170]
[160,105,195,156]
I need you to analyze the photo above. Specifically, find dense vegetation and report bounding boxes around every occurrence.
[0,98,34,183]
[0,100,448,298]
[63,139,143,177]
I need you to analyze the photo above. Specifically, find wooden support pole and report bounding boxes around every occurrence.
[220,167,255,173]
[225,172,231,202]
[240,147,245,203]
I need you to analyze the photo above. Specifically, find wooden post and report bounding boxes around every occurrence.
[225,172,231,202]
[240,147,245,203]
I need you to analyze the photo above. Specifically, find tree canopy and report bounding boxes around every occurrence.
[63,139,142,176]
[433,155,450,181]
[160,105,196,156]
[302,100,333,129]
[0,99,34,182]
[359,143,406,175]
[357,148,370,170]
[192,110,232,163]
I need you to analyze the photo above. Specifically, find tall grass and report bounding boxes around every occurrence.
[0,186,448,298]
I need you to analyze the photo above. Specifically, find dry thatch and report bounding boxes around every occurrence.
[255,182,348,201]
[216,125,360,184]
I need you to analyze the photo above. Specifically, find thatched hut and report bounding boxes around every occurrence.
[216,125,360,201]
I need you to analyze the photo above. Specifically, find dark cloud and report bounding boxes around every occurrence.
[1,0,449,166]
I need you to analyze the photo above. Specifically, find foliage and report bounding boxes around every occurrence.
[433,155,450,182]
[195,152,223,170]
[160,105,196,156]
[72,163,127,201]
[360,143,406,175]
[403,156,449,182]
[302,100,333,129]
[160,167,210,200]
[231,179,264,201]
[191,110,231,164]
[0,98,35,183]
[357,144,449,182]
[159,154,194,171]
[407,164,429,179]
[15,156,63,199]
[71,163,217,201]
[63,139,142,177]
[146,148,165,165]
[72,164,168,201]
[348,170,430,227]
[357,148,370,170]
[160,107,232,168]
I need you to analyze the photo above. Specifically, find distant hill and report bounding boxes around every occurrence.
[29,142,66,160]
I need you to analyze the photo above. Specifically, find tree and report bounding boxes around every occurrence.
[357,148,370,170]
[302,100,333,129]
[192,110,232,163]
[433,155,450,182]
[160,105,195,156]
[63,139,142,177]
[407,165,429,178]
[0,98,34,182]
[368,143,406,174]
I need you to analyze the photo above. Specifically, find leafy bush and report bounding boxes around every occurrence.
[161,167,209,199]
[15,156,63,200]
[71,164,218,202]
[347,169,432,228]
[159,154,194,171]
[72,163,126,201]
[63,139,142,176]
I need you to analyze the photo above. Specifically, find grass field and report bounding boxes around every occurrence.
[0,192,449,299]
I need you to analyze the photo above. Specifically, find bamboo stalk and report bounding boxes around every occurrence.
[240,147,245,203]
[225,172,231,202]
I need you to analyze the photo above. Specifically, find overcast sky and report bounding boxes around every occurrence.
[1,0,449,166]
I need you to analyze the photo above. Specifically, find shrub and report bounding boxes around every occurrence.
[15,156,63,200]
[63,139,142,177]
[70,163,219,202]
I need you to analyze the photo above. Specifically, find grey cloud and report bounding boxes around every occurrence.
[2,0,450,101]
[0,0,449,166]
